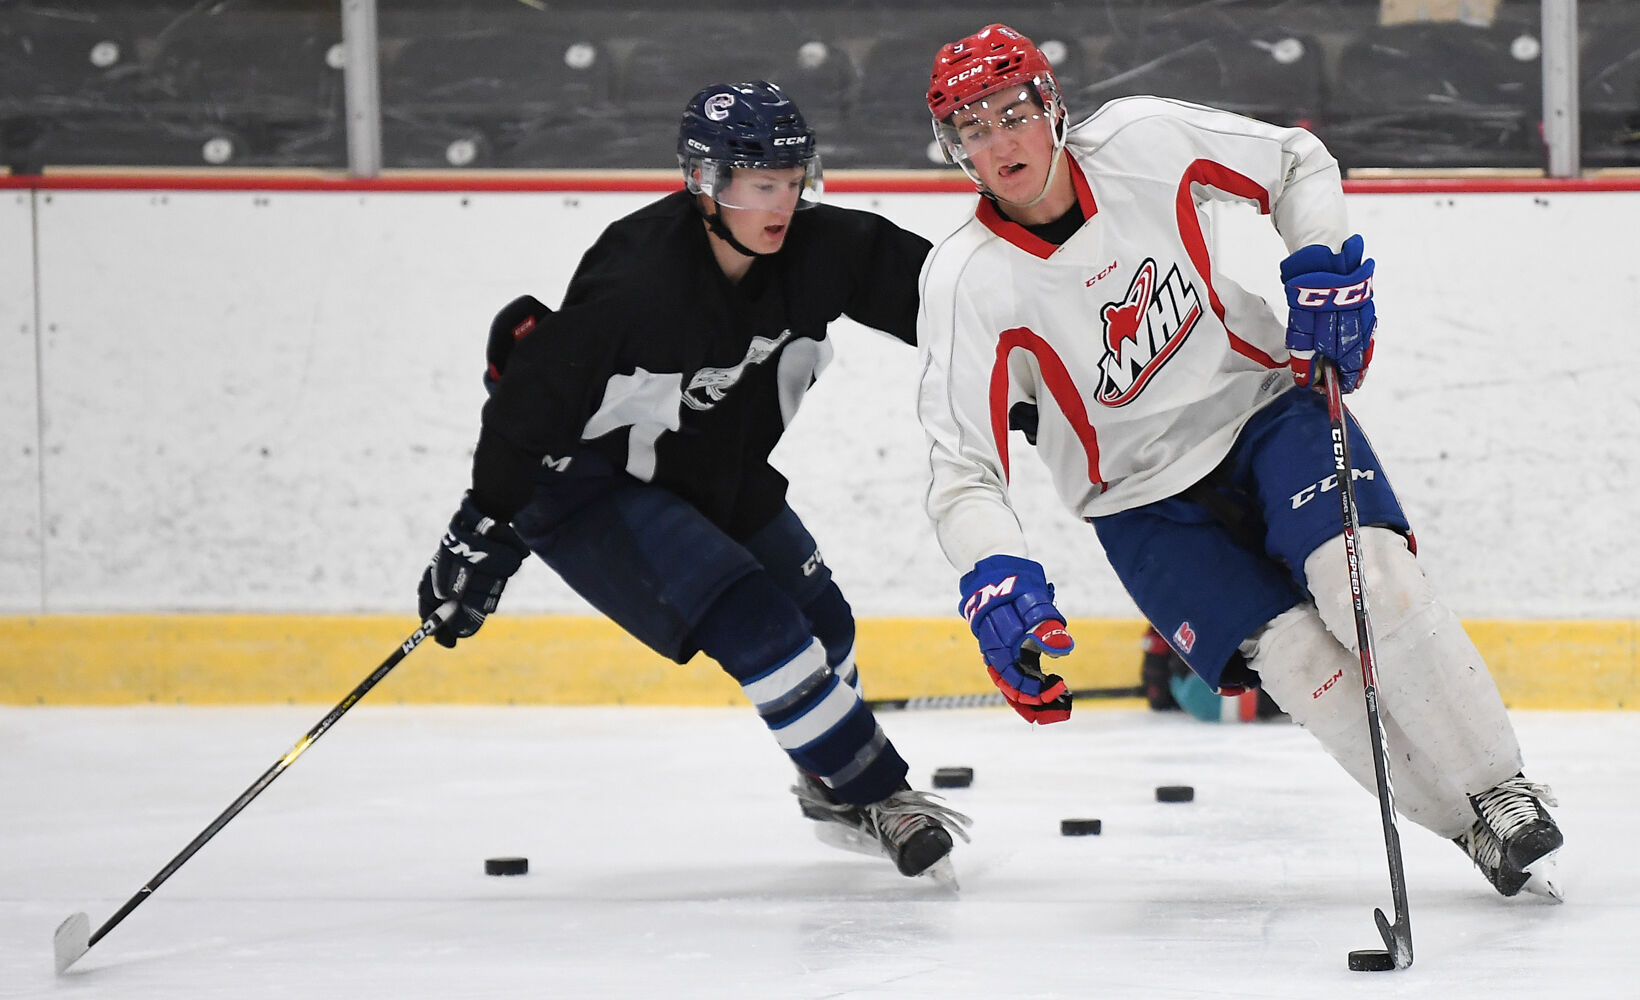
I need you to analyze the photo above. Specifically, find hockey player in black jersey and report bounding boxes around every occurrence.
[416,81,968,879]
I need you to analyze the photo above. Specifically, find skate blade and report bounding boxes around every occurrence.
[810,821,881,859]
[811,823,961,888]
[922,855,960,891]
[1521,851,1564,902]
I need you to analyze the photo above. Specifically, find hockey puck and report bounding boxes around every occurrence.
[932,766,974,789]
[484,856,528,876]
[1060,818,1101,836]
[1155,785,1194,803]
[1347,949,1396,972]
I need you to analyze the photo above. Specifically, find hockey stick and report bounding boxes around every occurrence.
[52,600,458,975]
[1321,362,1413,972]
[866,685,1145,712]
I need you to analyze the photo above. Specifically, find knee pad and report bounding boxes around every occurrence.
[693,572,814,683]
[1303,527,1431,655]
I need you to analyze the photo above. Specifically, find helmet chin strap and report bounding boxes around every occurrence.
[699,200,771,258]
[1009,144,1066,209]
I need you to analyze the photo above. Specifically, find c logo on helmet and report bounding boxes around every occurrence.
[704,93,736,122]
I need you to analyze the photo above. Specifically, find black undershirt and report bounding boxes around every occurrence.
[1016,200,1086,246]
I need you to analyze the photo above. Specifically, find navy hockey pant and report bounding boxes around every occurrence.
[512,465,906,805]
[1092,387,1410,689]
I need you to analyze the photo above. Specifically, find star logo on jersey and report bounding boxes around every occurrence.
[1094,258,1202,407]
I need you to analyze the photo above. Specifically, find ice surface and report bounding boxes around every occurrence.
[2,706,1630,998]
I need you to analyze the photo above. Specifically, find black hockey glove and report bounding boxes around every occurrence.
[1007,401,1040,446]
[417,493,530,648]
[484,294,552,391]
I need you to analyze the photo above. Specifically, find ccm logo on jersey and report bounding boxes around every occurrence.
[962,576,1017,622]
[1084,259,1119,288]
[1293,277,1373,308]
[1172,620,1197,654]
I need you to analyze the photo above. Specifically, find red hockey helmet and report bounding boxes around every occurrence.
[926,24,1068,195]
[926,24,1061,123]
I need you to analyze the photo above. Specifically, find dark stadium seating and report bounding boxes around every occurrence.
[0,4,344,170]
[1321,21,1544,169]
[0,10,148,170]
[1,2,1637,174]
[382,29,619,168]
[1581,32,1640,167]
[1075,24,1324,129]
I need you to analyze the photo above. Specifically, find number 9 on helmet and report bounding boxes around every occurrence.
[677,80,824,212]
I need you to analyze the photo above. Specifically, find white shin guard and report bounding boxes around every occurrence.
[1250,528,1523,839]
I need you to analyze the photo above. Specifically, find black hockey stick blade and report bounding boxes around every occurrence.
[53,912,90,975]
[1375,906,1414,969]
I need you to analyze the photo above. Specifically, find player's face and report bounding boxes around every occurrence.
[715,166,805,253]
[947,90,1058,206]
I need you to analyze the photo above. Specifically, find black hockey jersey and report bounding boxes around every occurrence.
[470,189,929,538]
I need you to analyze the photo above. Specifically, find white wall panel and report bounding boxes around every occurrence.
[16,186,1638,618]
[0,191,41,611]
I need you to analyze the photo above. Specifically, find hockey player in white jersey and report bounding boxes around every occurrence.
[915,23,1562,899]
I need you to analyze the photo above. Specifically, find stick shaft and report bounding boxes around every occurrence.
[82,602,456,951]
[1322,365,1413,966]
[866,685,1145,711]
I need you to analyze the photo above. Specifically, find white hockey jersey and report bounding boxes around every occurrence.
[916,96,1354,572]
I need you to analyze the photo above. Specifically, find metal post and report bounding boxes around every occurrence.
[1541,0,1580,178]
[340,0,383,178]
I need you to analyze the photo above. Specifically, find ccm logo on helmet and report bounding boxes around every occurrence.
[947,64,985,86]
[771,136,805,146]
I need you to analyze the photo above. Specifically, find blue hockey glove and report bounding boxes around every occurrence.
[417,493,530,648]
[959,555,1075,724]
[1280,233,1376,393]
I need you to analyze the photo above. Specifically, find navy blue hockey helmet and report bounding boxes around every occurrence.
[677,80,823,210]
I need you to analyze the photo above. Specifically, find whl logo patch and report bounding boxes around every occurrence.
[1095,258,1202,407]
[1172,620,1197,654]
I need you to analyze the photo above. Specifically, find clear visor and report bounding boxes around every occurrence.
[688,157,824,211]
[932,79,1065,185]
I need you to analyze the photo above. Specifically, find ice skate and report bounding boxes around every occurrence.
[1454,774,1564,901]
[792,772,971,879]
